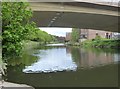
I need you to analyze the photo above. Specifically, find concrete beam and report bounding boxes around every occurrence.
[29,2,119,16]
[29,2,119,32]
[31,11,118,32]
[28,0,119,7]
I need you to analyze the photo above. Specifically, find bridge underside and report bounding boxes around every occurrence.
[31,11,119,32]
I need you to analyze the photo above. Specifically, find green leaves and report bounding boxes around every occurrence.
[2,2,55,57]
[29,29,54,43]
[2,2,34,57]
[71,28,80,42]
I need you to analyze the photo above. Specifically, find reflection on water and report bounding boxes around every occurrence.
[70,47,119,69]
[23,47,77,73]
[5,44,119,87]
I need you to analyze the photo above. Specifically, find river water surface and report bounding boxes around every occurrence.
[6,44,119,87]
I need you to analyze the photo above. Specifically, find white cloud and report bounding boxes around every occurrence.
[39,27,72,37]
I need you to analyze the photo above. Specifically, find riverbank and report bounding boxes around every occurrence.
[1,41,37,89]
[22,40,63,49]
[2,82,34,89]
[22,40,41,50]
[81,39,120,48]
[65,42,81,46]
[65,39,120,49]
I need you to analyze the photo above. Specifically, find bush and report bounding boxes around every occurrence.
[94,35,102,41]
[2,2,36,57]
[92,39,95,41]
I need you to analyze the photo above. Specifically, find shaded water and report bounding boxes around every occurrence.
[5,44,119,87]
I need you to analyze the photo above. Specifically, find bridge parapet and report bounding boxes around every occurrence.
[28,0,120,7]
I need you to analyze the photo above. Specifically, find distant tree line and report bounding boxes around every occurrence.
[27,28,55,43]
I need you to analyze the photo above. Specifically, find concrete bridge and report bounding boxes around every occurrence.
[29,1,119,32]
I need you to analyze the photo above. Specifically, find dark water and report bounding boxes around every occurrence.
[5,44,119,87]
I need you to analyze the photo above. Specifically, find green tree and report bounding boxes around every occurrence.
[33,29,54,43]
[2,2,36,57]
[26,26,55,44]
[95,33,101,41]
[71,28,80,42]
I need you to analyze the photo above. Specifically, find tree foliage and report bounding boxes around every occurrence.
[2,2,56,57]
[28,28,55,43]
[71,28,80,42]
[95,34,102,41]
[2,2,37,57]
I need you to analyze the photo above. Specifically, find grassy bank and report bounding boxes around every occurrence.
[23,40,40,50]
[81,39,120,48]
[22,40,60,49]
[65,42,81,46]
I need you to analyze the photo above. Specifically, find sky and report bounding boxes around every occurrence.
[39,27,72,37]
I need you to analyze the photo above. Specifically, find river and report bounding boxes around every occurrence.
[5,44,119,88]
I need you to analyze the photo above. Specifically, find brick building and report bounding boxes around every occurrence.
[66,29,113,42]
[55,36,65,43]
[80,29,112,40]
[66,32,72,42]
